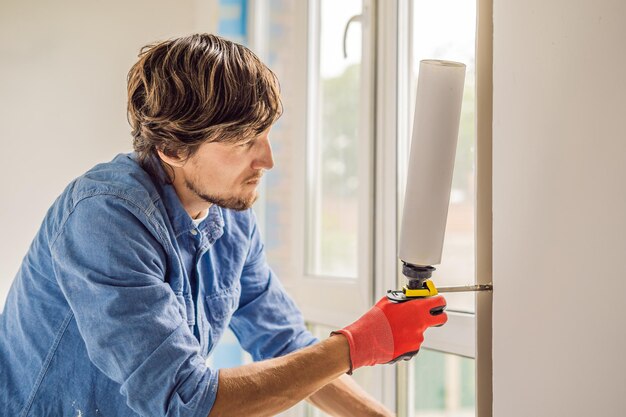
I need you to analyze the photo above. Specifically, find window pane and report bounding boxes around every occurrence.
[205,328,252,369]
[405,0,477,312]
[412,349,475,417]
[306,0,363,278]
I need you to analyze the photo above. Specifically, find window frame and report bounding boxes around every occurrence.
[474,0,494,414]
[286,0,378,328]
[252,0,493,414]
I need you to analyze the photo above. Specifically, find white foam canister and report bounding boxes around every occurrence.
[399,59,466,267]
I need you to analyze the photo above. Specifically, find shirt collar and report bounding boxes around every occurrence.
[204,205,225,244]
[161,183,198,237]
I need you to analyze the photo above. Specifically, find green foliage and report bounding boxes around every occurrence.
[320,64,361,198]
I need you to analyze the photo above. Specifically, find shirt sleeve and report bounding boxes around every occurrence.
[50,195,218,417]
[229,211,319,361]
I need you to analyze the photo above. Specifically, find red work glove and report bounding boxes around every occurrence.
[332,295,447,373]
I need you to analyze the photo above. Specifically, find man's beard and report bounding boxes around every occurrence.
[184,178,258,211]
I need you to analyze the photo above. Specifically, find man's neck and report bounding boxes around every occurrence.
[192,209,209,220]
[168,169,212,220]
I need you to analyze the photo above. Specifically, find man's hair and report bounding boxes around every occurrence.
[127,33,282,179]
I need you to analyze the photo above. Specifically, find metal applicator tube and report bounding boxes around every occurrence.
[399,60,466,286]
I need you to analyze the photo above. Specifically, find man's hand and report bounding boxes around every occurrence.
[332,295,447,373]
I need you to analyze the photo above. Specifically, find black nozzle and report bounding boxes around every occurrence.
[401,262,435,289]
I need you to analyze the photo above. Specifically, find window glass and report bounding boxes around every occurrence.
[402,0,477,312]
[205,328,252,369]
[412,349,475,417]
[306,0,363,278]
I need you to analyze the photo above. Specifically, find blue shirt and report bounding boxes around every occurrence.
[0,153,317,417]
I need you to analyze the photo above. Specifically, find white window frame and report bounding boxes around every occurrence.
[286,0,377,328]
[474,0,494,413]
[250,0,492,414]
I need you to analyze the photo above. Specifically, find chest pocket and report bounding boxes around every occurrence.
[202,285,240,356]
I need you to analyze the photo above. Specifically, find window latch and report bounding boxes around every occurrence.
[342,14,362,58]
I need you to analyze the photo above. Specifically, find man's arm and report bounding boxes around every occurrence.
[209,335,350,417]
[210,293,447,417]
[307,375,394,417]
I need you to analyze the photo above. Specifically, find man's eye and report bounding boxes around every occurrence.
[239,141,255,148]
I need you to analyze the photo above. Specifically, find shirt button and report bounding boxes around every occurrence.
[190,229,198,236]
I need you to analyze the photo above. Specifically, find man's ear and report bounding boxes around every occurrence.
[157,148,185,168]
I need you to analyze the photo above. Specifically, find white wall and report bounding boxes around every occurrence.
[493,1,626,416]
[0,0,220,310]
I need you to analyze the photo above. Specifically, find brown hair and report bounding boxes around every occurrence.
[127,33,282,179]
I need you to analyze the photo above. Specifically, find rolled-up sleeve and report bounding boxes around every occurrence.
[229,213,318,361]
[51,195,218,417]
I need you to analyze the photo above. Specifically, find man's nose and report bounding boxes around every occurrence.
[251,135,274,171]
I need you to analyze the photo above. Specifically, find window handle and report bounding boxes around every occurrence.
[342,14,362,58]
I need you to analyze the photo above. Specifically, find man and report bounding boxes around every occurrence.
[0,34,447,417]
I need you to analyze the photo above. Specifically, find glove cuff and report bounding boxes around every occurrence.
[332,306,394,372]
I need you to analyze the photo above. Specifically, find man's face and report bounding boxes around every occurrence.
[179,128,275,211]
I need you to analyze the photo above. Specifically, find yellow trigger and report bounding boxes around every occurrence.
[403,279,439,298]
